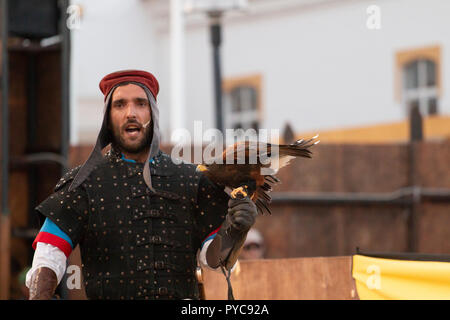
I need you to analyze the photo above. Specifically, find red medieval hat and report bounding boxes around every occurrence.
[99,69,160,101]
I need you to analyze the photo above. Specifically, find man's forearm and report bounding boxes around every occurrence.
[205,229,247,270]
[27,242,67,300]
[29,267,58,300]
[206,197,257,270]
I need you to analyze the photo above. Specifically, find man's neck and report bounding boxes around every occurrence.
[121,149,150,163]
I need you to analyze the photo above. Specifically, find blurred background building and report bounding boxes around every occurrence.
[0,0,449,299]
[71,0,450,145]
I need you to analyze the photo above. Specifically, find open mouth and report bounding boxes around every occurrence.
[125,127,140,133]
[124,124,142,137]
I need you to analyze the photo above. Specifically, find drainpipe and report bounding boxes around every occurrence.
[408,103,423,252]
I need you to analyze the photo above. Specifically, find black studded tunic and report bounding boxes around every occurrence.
[35,149,229,300]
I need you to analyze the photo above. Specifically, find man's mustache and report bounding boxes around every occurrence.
[121,120,150,130]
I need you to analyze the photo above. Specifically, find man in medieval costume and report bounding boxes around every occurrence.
[25,70,257,300]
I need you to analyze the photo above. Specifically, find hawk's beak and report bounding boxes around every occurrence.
[196,164,208,172]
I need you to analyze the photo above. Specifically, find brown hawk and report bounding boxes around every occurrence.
[196,135,319,214]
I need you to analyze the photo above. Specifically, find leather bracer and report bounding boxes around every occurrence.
[29,267,58,300]
[205,220,248,270]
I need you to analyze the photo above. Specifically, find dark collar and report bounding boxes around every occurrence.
[107,148,174,177]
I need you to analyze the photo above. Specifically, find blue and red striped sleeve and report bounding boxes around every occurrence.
[201,226,221,249]
[32,218,74,258]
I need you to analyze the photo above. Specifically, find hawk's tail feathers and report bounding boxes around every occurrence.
[277,134,319,159]
[265,175,280,183]
[254,178,277,215]
[255,197,272,215]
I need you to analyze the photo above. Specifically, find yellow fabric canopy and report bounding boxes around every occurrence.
[352,254,450,300]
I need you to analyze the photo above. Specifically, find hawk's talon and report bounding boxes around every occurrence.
[230,186,248,199]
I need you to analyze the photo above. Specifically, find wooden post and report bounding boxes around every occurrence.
[0,216,10,300]
[0,0,10,300]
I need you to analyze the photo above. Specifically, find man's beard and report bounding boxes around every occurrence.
[111,121,153,154]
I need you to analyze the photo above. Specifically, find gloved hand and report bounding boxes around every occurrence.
[225,197,257,234]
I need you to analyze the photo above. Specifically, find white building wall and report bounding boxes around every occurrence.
[71,0,450,144]
[71,0,160,144]
[179,0,450,135]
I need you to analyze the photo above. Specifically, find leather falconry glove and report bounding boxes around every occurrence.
[206,195,258,270]
[28,267,58,300]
